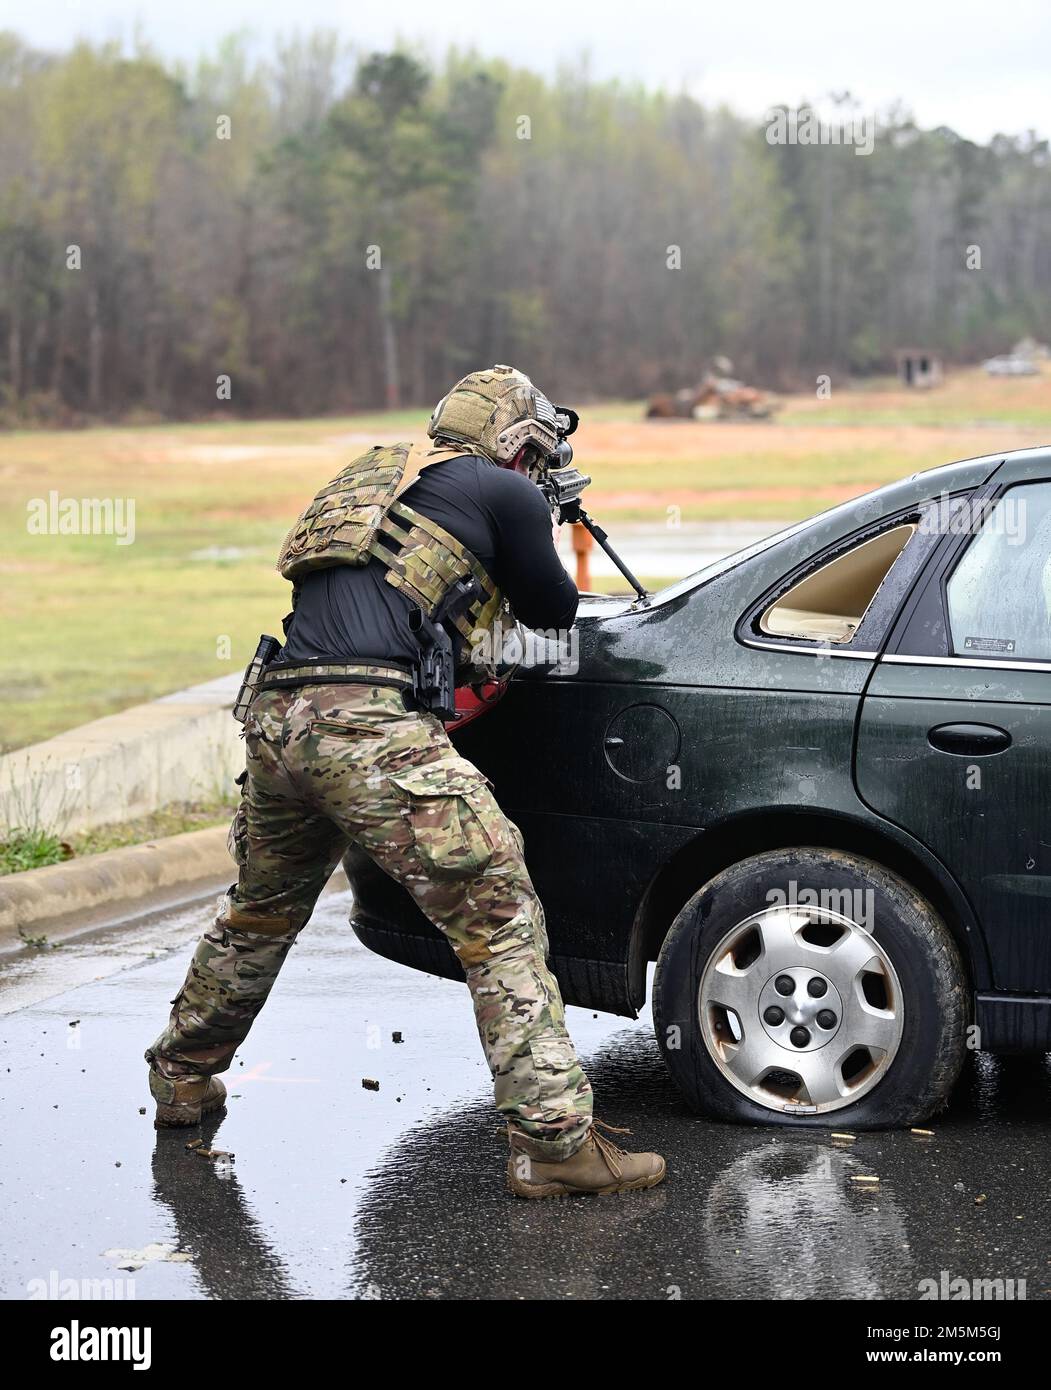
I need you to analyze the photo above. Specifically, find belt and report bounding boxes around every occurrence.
[258,660,414,693]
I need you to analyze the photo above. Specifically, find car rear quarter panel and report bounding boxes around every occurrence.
[351,458,1004,1013]
[452,561,874,1013]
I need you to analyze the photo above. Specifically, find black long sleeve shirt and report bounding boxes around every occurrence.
[282,452,579,666]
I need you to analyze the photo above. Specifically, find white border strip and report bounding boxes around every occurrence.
[740,637,1051,672]
[883,653,1051,673]
[739,636,878,660]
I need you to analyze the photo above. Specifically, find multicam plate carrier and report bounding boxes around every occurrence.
[277,442,507,668]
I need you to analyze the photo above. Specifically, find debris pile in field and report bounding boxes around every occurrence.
[984,336,1049,376]
[646,358,778,421]
[984,353,1038,376]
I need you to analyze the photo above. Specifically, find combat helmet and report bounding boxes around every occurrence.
[427,364,560,466]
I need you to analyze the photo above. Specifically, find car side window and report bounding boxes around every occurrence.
[760,523,916,644]
[946,482,1051,662]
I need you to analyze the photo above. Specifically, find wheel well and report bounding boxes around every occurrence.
[629,809,985,1009]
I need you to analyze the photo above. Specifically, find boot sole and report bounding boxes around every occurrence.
[153,1090,226,1129]
[507,1156,666,1199]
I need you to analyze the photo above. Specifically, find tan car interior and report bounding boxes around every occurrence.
[760,524,916,643]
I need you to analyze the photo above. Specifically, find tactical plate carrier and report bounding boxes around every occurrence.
[276,442,508,683]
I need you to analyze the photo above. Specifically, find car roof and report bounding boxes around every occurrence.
[649,446,1051,607]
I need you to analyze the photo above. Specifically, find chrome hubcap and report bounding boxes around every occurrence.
[698,906,903,1114]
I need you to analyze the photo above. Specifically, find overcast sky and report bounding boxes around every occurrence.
[3,0,1048,143]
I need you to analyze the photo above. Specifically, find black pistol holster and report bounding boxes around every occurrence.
[409,575,483,722]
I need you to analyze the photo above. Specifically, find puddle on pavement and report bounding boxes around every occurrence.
[2,888,1050,1299]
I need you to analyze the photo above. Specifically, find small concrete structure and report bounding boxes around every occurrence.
[0,674,243,837]
[896,348,943,389]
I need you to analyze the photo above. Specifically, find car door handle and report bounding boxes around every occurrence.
[604,736,625,748]
[927,723,1011,756]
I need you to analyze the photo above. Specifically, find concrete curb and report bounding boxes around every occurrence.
[0,826,232,943]
[0,674,243,837]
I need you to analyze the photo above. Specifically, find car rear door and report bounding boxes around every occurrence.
[855,462,1051,993]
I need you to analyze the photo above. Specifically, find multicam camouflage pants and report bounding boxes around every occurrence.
[146,682,593,1160]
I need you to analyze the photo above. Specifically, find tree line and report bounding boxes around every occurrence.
[1,30,1049,423]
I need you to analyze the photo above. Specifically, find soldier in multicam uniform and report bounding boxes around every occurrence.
[146,365,665,1198]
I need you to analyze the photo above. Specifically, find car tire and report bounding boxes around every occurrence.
[652,847,968,1128]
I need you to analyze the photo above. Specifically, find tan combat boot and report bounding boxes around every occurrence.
[149,1070,227,1128]
[507,1120,666,1198]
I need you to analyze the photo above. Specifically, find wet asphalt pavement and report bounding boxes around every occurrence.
[2,888,1050,1302]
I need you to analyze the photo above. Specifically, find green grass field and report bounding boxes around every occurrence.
[4,365,1051,750]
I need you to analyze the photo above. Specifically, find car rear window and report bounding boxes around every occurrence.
[760,524,916,643]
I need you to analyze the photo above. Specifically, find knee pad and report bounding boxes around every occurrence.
[215,892,301,940]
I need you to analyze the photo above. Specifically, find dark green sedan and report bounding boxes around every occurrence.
[345,447,1051,1128]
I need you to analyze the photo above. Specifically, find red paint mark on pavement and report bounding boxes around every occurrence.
[238,1061,321,1085]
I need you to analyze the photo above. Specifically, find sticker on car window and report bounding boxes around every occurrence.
[963,636,1016,654]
